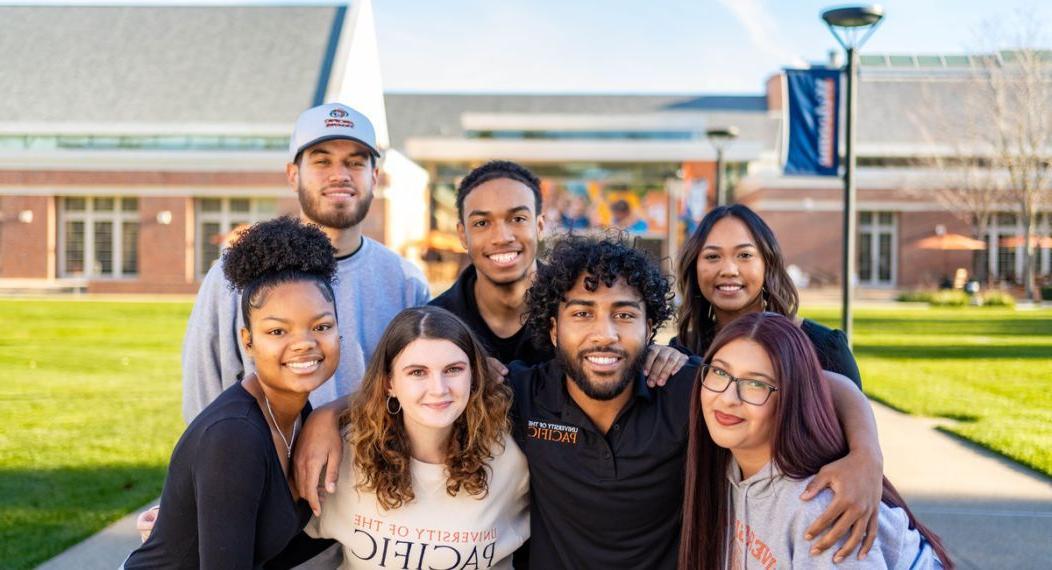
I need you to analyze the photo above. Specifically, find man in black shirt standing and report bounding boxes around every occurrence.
[430,161,686,379]
[509,235,885,569]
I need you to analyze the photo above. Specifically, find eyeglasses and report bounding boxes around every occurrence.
[699,364,779,406]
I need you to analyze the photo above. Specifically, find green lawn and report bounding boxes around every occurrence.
[0,299,191,569]
[1,300,1049,569]
[803,307,1052,479]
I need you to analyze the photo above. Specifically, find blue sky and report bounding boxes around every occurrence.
[374,0,1050,94]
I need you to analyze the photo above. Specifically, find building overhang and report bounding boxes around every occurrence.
[403,137,766,163]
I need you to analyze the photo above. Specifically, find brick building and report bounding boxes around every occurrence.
[0,1,428,294]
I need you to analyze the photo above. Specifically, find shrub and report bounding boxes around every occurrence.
[982,291,1016,307]
[928,290,969,307]
[896,290,935,303]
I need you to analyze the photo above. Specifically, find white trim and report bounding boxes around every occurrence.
[57,196,139,279]
[0,186,289,198]
[460,112,710,132]
[404,137,764,163]
[0,150,288,172]
[326,0,390,148]
[0,123,290,136]
[858,212,898,286]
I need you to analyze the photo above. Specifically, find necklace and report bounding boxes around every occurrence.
[263,393,298,459]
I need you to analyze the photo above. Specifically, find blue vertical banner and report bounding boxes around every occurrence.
[783,68,841,176]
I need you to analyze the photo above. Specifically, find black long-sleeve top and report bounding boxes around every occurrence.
[124,382,313,569]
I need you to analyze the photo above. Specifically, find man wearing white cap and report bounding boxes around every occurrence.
[181,102,430,421]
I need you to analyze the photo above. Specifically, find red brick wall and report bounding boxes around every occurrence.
[766,73,784,112]
[757,210,845,286]
[0,195,51,278]
[898,212,975,287]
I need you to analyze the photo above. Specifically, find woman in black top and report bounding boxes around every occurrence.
[125,217,339,569]
[673,205,862,387]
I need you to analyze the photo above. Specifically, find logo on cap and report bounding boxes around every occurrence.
[329,108,349,119]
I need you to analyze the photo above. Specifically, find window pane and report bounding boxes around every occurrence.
[121,197,139,212]
[65,221,85,275]
[94,197,115,211]
[64,197,86,212]
[878,233,892,282]
[858,232,872,281]
[859,212,872,225]
[94,221,113,275]
[122,222,139,275]
[878,212,893,225]
[997,213,1017,225]
[256,198,277,215]
[230,198,250,213]
[200,222,221,274]
[200,198,221,213]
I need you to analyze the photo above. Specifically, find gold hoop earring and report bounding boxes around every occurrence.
[761,286,768,312]
[707,304,716,323]
[386,395,401,415]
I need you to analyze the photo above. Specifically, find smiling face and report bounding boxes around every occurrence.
[287,139,378,230]
[550,275,650,401]
[700,338,778,468]
[241,280,340,396]
[388,338,472,443]
[458,177,543,287]
[696,216,766,323]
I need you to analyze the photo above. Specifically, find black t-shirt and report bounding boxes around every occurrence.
[125,383,314,569]
[671,318,862,388]
[429,264,554,366]
[507,358,699,570]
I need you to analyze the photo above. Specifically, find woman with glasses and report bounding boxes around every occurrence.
[674,204,861,387]
[679,312,952,569]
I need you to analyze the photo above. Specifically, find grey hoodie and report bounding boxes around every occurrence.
[725,461,943,569]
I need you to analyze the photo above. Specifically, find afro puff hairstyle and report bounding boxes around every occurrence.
[523,233,674,348]
[456,160,542,222]
[222,216,338,327]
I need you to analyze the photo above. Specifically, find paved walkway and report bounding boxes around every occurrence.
[37,401,1052,569]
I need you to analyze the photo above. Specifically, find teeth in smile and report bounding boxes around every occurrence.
[586,356,619,365]
[286,360,318,369]
[489,252,519,264]
[717,285,743,291]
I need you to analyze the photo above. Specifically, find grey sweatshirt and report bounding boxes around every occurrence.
[725,461,943,569]
[181,237,430,422]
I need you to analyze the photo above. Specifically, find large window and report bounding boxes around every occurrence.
[59,196,139,278]
[858,211,896,286]
[196,197,277,276]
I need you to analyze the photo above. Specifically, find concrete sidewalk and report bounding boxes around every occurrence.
[37,401,1052,569]
[873,403,1052,569]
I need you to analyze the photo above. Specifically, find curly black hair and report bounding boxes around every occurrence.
[222,216,338,327]
[456,160,542,222]
[523,234,674,348]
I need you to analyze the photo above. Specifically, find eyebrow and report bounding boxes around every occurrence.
[563,299,642,310]
[401,360,468,372]
[710,358,776,382]
[259,312,335,323]
[306,148,369,160]
[702,243,757,251]
[467,205,531,218]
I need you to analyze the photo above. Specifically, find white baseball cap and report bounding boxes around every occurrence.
[289,102,381,162]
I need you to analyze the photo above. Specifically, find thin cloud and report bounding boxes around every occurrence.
[715,0,807,67]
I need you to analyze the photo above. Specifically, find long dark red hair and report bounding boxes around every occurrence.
[678,312,952,569]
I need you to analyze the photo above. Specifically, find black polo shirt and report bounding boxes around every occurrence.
[507,358,699,569]
[429,264,554,365]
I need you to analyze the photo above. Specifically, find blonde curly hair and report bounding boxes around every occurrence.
[341,306,511,510]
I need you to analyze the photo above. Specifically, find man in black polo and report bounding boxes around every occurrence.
[509,235,884,569]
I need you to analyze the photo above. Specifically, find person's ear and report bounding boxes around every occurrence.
[457,220,468,251]
[549,317,558,347]
[285,161,299,195]
[535,212,546,235]
[240,327,253,353]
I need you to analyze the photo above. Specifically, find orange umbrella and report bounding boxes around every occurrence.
[999,235,1052,248]
[915,233,987,251]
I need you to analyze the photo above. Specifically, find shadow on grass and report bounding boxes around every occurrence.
[854,344,1051,360]
[0,464,165,570]
[853,315,1052,338]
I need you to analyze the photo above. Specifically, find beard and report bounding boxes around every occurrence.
[297,181,374,230]
[556,344,647,401]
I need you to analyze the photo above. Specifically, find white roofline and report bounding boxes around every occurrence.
[404,137,764,163]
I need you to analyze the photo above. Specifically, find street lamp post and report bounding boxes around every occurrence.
[706,126,739,207]
[821,4,883,346]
